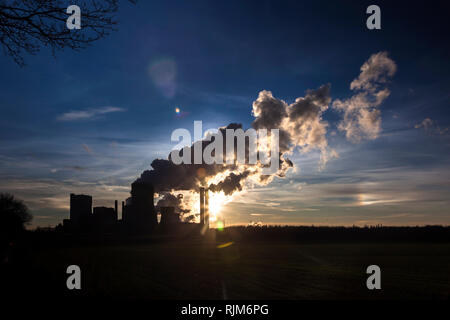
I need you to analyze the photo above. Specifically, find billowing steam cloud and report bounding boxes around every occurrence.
[332,51,397,142]
[252,84,336,168]
[156,192,190,215]
[156,192,183,210]
[208,171,251,195]
[137,85,333,193]
[136,86,333,217]
[134,52,395,219]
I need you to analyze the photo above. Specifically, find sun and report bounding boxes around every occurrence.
[208,191,231,221]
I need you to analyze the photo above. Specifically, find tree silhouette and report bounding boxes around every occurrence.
[0,0,136,66]
[0,193,32,242]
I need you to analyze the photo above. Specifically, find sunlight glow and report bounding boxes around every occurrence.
[207,191,233,221]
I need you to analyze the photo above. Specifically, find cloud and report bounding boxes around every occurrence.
[138,85,337,196]
[50,166,87,173]
[133,53,398,216]
[415,118,433,130]
[350,52,397,91]
[415,118,449,135]
[81,144,93,154]
[252,84,337,168]
[136,86,338,212]
[156,192,190,217]
[57,106,125,121]
[333,52,397,142]
[265,202,280,207]
[252,90,288,132]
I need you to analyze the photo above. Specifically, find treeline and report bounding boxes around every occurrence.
[9,225,450,250]
[217,225,450,243]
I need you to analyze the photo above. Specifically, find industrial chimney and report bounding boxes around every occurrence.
[199,187,209,228]
[200,187,205,225]
[205,189,209,228]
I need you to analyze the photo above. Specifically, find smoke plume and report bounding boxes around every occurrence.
[134,52,395,216]
[137,85,333,196]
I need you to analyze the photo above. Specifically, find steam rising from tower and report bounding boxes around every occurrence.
[133,52,396,220]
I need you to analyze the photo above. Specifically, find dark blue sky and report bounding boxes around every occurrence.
[0,0,449,227]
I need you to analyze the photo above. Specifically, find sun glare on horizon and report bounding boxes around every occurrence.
[207,191,233,222]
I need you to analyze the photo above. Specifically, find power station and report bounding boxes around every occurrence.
[64,183,210,234]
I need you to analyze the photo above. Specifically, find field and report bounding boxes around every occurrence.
[15,230,449,300]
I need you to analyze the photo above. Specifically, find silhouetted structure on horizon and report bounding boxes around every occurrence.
[63,182,211,234]
[160,206,180,225]
[122,181,157,232]
[64,193,118,233]
[199,187,209,229]
[93,206,117,227]
[69,193,92,229]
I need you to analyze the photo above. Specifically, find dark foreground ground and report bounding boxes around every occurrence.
[2,226,450,300]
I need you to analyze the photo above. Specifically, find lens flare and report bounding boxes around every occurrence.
[216,220,224,231]
[148,58,177,98]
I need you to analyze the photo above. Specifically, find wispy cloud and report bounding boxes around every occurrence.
[57,106,125,122]
[415,118,449,135]
[50,166,87,173]
[81,144,93,154]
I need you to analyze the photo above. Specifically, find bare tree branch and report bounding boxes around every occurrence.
[0,0,136,66]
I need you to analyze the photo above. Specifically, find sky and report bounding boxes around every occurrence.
[0,0,449,228]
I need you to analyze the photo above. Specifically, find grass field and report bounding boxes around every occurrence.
[26,238,450,300]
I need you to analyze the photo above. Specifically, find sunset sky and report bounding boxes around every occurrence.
[0,1,449,227]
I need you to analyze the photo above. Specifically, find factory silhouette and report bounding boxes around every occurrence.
[62,180,211,234]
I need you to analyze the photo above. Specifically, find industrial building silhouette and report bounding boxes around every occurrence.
[63,181,210,234]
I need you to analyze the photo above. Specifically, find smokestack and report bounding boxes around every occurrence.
[121,201,125,220]
[115,200,118,215]
[205,189,209,228]
[200,187,205,224]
